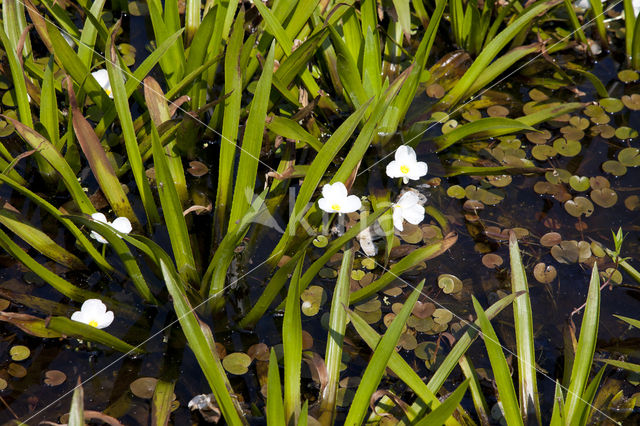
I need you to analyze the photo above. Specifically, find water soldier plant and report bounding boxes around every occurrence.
[0,0,639,424]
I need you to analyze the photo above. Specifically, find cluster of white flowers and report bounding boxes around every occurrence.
[318,145,427,231]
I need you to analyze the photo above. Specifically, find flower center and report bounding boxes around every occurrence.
[331,203,341,211]
[400,165,410,174]
[105,89,112,97]
[88,320,98,328]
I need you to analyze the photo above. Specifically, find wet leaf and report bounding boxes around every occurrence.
[0,299,9,311]
[618,148,640,166]
[553,138,581,157]
[9,345,29,361]
[602,160,627,176]
[408,316,435,332]
[438,274,463,294]
[426,84,445,98]
[432,308,453,325]
[187,161,209,177]
[599,98,623,113]
[0,378,7,390]
[446,185,466,199]
[361,258,376,270]
[482,253,503,269]
[44,370,66,386]
[551,241,580,264]
[533,263,557,283]
[578,241,592,262]
[351,270,365,281]
[354,298,381,313]
[222,353,252,375]
[248,343,270,362]
[485,175,512,188]
[399,223,424,244]
[412,301,436,318]
[591,124,615,138]
[624,195,640,211]
[569,176,590,191]
[589,176,610,189]
[546,169,571,184]
[618,69,639,82]
[564,196,594,217]
[531,144,557,161]
[621,94,640,110]
[487,105,509,117]
[301,286,325,316]
[615,126,638,140]
[313,235,328,248]
[130,377,158,399]
[590,187,618,208]
[8,363,26,378]
[526,129,551,144]
[601,268,622,284]
[529,88,549,101]
[540,232,562,247]
[398,333,418,350]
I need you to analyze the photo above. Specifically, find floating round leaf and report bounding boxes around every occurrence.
[9,346,29,361]
[533,263,557,283]
[313,235,328,248]
[540,232,562,247]
[482,253,503,269]
[591,124,615,138]
[589,176,610,189]
[301,286,325,316]
[462,108,482,121]
[408,316,435,332]
[447,185,466,199]
[618,148,640,167]
[0,299,8,311]
[426,84,445,98]
[526,130,551,144]
[485,175,512,188]
[354,298,381,313]
[625,195,640,211]
[591,241,606,257]
[599,98,624,113]
[359,310,382,324]
[578,241,592,262]
[44,370,67,387]
[222,353,252,375]
[247,343,270,362]
[618,69,639,82]
[361,258,376,270]
[432,308,453,325]
[529,88,549,101]
[602,160,627,176]
[545,169,571,184]
[551,240,580,264]
[569,116,590,129]
[615,126,638,140]
[487,105,509,117]
[602,268,623,284]
[532,144,557,161]
[0,378,6,391]
[553,138,581,157]
[441,119,458,134]
[569,176,590,192]
[560,126,586,140]
[319,268,337,279]
[130,377,158,399]
[398,333,418,350]
[590,187,618,208]
[438,274,463,295]
[399,223,424,244]
[412,300,437,318]
[564,197,594,217]
[8,363,27,378]
[621,94,640,110]
[302,330,314,350]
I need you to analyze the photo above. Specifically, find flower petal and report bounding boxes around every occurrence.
[96,310,114,329]
[404,204,425,225]
[341,195,362,213]
[408,161,428,180]
[392,206,404,231]
[329,182,348,200]
[71,311,87,323]
[397,192,420,208]
[82,299,107,315]
[111,217,132,235]
[91,212,108,224]
[386,161,403,178]
[396,145,416,163]
[89,230,108,244]
[318,197,334,213]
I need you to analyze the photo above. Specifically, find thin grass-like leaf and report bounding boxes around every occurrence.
[147,0,185,87]
[0,311,63,338]
[434,118,535,152]
[509,232,540,423]
[414,380,470,426]
[267,116,323,152]
[344,280,425,425]
[0,208,84,270]
[267,348,285,426]
[40,56,60,149]
[564,265,600,423]
[151,378,175,426]
[349,233,457,304]
[68,378,84,426]
[577,366,606,425]
[472,296,523,426]
[2,116,95,215]
[106,24,160,225]
[458,356,491,425]
[319,245,353,425]
[550,380,566,426]
[66,78,139,227]
[283,255,304,423]
[77,0,106,68]
[48,316,143,354]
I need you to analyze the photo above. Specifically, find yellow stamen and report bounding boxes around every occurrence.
[331,203,341,211]
[400,165,410,174]
[88,320,98,328]
[105,89,112,97]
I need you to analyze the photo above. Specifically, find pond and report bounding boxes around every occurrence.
[0,0,640,425]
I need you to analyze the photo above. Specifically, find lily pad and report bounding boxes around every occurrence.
[526,129,551,144]
[533,263,557,283]
[532,144,557,161]
[412,301,436,318]
[553,138,581,157]
[621,94,640,110]
[589,176,610,189]
[590,187,618,208]
[222,352,252,375]
[313,235,328,248]
[624,195,640,211]
[540,232,562,247]
[361,258,376,270]
[601,268,622,284]
[408,316,435,332]
[615,126,638,140]
[9,345,29,361]
[0,378,6,391]
[591,124,615,138]
[432,308,453,325]
[398,333,418,350]
[485,175,512,188]
[546,169,571,184]
[355,298,381,313]
[44,370,66,386]
[447,185,466,199]
[599,98,624,113]
[482,253,503,269]
[618,69,639,82]
[437,274,463,294]
[602,160,627,176]
[564,196,594,217]
[301,286,326,316]
[247,343,270,362]
[618,148,640,166]
[551,240,580,264]
[569,176,590,192]
[8,363,27,378]
[130,377,157,399]
[487,105,509,117]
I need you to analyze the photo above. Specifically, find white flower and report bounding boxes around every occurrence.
[386,146,428,184]
[71,299,114,329]
[318,182,361,214]
[392,191,425,231]
[89,212,132,244]
[91,69,113,98]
